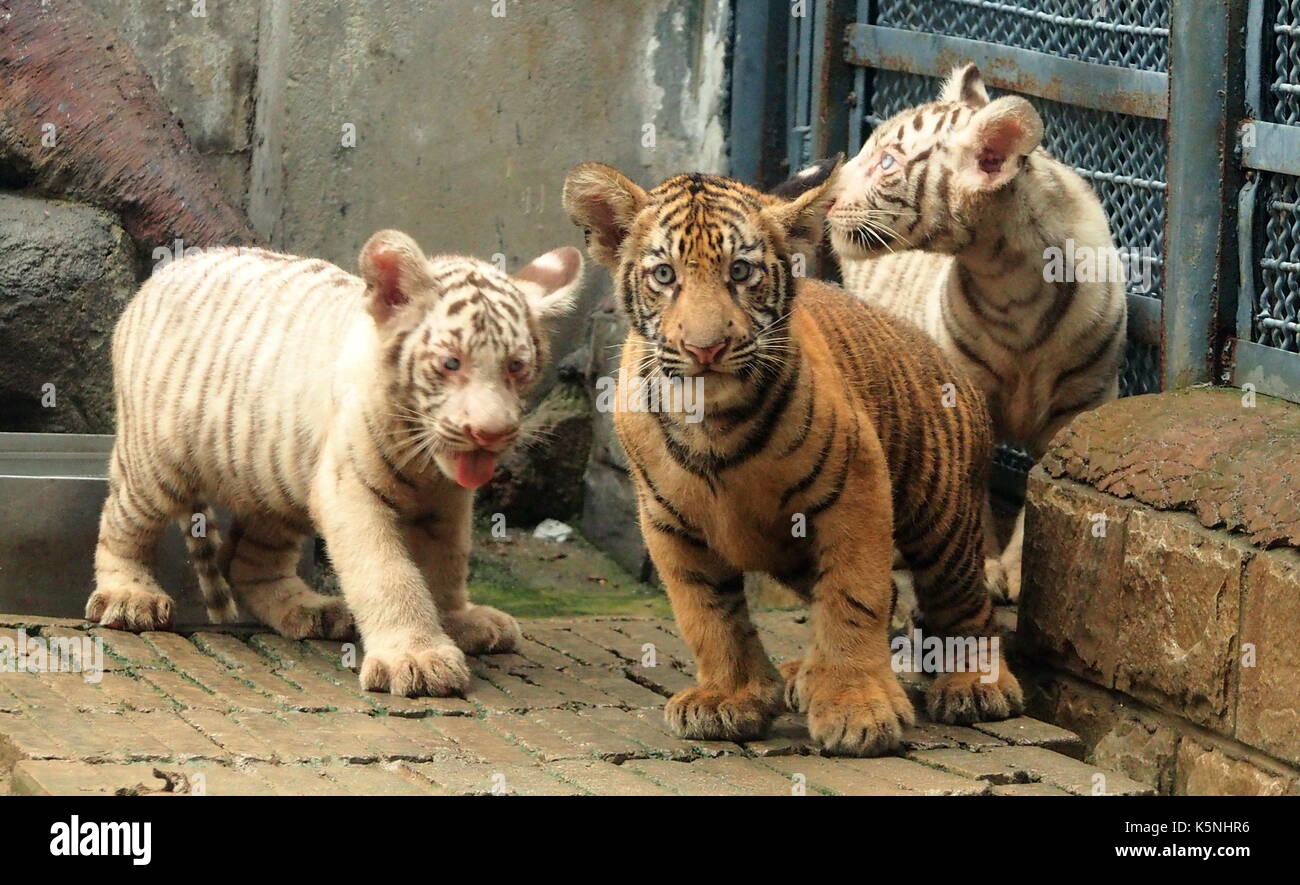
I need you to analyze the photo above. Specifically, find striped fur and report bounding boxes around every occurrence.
[564,163,1022,757]
[88,232,581,697]
[812,65,1127,600]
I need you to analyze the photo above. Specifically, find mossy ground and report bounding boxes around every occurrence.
[467,523,672,619]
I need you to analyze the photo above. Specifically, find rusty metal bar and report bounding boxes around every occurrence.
[843,23,1169,119]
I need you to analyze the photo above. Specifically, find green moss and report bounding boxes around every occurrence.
[467,526,671,619]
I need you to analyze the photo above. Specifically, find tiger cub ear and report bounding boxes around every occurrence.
[513,246,584,319]
[761,157,842,255]
[358,229,434,324]
[562,162,648,270]
[940,63,990,108]
[951,95,1044,193]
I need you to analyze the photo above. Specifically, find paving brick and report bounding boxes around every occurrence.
[525,625,624,667]
[142,633,282,711]
[12,760,169,796]
[575,707,698,760]
[479,652,538,670]
[740,713,818,757]
[323,761,450,795]
[37,710,174,762]
[692,756,806,796]
[246,763,338,796]
[564,620,645,663]
[0,615,90,631]
[762,755,988,796]
[971,717,1082,755]
[993,782,1074,796]
[470,660,568,709]
[513,637,581,669]
[155,762,277,796]
[624,661,695,697]
[546,760,675,796]
[89,627,168,669]
[504,665,626,707]
[124,711,225,760]
[422,716,536,766]
[283,712,431,762]
[180,709,278,761]
[403,760,581,795]
[562,665,669,708]
[907,747,1028,784]
[136,669,228,711]
[621,707,743,758]
[189,631,276,669]
[610,619,696,670]
[483,710,644,762]
[0,671,77,712]
[901,720,1008,752]
[621,759,749,796]
[228,712,328,763]
[362,715,464,760]
[983,746,1154,795]
[0,712,74,762]
[95,673,176,712]
[269,666,377,713]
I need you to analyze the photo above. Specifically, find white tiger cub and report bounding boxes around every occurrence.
[804,65,1126,600]
[88,232,582,697]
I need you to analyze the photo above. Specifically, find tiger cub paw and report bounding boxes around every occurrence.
[359,631,470,698]
[86,585,175,632]
[984,556,1013,604]
[441,604,521,655]
[276,593,355,641]
[927,665,1024,724]
[664,683,782,742]
[792,660,915,757]
[778,658,804,711]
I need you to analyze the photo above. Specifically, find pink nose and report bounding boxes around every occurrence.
[468,426,512,447]
[683,339,729,366]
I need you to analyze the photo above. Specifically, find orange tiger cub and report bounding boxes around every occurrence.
[88,232,581,697]
[564,163,1021,756]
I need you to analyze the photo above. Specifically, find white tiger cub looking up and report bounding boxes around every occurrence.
[88,232,582,697]
[810,65,1126,601]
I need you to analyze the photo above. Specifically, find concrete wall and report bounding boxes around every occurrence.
[98,0,730,370]
[248,0,730,375]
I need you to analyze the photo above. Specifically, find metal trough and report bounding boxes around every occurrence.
[0,432,308,626]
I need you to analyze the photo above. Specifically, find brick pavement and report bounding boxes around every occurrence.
[0,611,1153,796]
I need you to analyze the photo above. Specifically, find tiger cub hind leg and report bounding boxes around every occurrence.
[225,517,355,641]
[88,452,179,631]
[899,493,1024,724]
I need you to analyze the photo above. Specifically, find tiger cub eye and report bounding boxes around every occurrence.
[729,259,753,283]
[652,264,676,285]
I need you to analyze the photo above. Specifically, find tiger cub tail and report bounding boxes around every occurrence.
[179,502,240,624]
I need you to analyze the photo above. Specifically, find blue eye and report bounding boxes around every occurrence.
[443,357,461,371]
[880,154,896,170]
[652,264,676,285]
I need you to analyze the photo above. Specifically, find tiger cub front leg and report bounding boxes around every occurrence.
[785,463,916,756]
[402,490,520,655]
[643,510,782,742]
[317,470,469,698]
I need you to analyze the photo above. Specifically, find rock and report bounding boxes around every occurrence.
[474,379,592,526]
[532,519,574,543]
[1237,548,1300,765]
[0,193,137,433]
[1175,741,1298,796]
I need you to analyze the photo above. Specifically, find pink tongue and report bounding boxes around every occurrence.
[454,450,497,489]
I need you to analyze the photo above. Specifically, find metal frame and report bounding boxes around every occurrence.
[1233,0,1300,401]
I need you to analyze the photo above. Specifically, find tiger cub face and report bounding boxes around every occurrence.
[562,164,836,392]
[827,64,1044,261]
[358,231,582,487]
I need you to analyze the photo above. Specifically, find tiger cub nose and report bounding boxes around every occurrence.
[683,339,729,366]
[468,426,513,447]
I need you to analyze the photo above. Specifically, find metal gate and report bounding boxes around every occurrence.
[730,0,1300,407]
